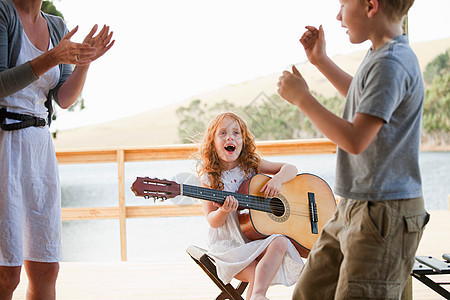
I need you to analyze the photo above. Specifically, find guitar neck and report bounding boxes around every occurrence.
[181,184,271,213]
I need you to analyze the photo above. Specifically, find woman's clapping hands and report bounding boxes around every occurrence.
[50,24,114,66]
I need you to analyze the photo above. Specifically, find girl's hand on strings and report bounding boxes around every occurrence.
[215,195,239,213]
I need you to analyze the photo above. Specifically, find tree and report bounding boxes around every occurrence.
[175,99,237,143]
[175,92,345,143]
[423,49,450,85]
[421,49,450,146]
[176,99,208,143]
[41,1,64,18]
[241,94,304,140]
[422,72,450,145]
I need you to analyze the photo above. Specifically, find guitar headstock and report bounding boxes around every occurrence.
[131,177,181,200]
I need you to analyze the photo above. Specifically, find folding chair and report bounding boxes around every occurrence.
[410,254,450,299]
[186,245,248,300]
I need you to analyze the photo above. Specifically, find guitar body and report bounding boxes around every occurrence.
[237,173,336,258]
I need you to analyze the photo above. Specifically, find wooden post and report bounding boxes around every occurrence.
[401,276,413,300]
[117,149,127,261]
[402,15,409,36]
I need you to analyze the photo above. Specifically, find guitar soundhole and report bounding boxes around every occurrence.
[270,197,285,217]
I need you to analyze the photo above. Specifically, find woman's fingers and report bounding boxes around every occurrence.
[62,26,79,41]
[83,24,99,43]
[82,25,115,62]
[98,25,109,39]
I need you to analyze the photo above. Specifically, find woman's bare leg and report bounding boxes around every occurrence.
[24,261,59,300]
[0,266,21,300]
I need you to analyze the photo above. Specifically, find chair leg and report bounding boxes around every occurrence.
[216,282,248,300]
[236,282,249,296]
[187,245,248,300]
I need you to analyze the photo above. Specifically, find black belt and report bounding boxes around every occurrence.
[0,107,47,131]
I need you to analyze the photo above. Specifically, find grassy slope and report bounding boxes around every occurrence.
[52,38,450,149]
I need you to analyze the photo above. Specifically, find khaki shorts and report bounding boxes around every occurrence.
[292,197,429,300]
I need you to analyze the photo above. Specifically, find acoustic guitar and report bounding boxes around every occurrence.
[131,173,336,258]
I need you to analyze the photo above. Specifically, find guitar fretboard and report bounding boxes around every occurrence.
[181,184,272,213]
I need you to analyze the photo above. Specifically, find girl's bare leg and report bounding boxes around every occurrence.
[251,237,288,300]
[235,260,256,299]
[235,236,289,300]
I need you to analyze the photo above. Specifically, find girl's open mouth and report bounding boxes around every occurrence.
[224,145,236,153]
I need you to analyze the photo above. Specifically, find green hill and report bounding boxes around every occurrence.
[52,38,450,150]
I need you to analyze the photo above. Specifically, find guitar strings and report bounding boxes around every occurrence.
[184,184,323,218]
[184,185,317,210]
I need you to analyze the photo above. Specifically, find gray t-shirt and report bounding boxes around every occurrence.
[335,35,424,201]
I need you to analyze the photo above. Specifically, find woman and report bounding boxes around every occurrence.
[0,0,114,298]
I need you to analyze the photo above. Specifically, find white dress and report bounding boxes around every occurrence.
[202,166,304,285]
[0,30,61,266]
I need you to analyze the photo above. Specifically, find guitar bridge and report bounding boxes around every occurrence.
[308,192,319,234]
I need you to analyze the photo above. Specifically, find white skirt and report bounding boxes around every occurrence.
[0,125,62,266]
[207,210,304,285]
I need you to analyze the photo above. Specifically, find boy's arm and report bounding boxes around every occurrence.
[301,25,353,97]
[311,55,353,98]
[278,68,383,154]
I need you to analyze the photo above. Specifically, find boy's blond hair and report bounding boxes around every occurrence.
[364,0,415,22]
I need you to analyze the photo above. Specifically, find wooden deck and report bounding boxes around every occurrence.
[14,210,450,299]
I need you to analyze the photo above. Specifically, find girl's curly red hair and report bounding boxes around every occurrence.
[197,112,260,190]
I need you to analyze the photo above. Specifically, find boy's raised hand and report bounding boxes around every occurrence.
[277,65,311,107]
[300,25,327,66]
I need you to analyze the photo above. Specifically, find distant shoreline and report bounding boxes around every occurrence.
[52,139,449,152]
[420,144,450,152]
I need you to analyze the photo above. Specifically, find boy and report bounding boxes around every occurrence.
[277,0,429,299]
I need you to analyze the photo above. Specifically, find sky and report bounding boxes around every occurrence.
[52,0,450,131]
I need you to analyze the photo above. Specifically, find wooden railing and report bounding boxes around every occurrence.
[57,138,337,261]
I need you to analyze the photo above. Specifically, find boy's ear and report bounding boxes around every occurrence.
[366,0,379,17]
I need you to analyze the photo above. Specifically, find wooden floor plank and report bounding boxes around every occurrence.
[13,210,449,299]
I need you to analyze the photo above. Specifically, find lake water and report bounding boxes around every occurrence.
[60,151,449,262]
